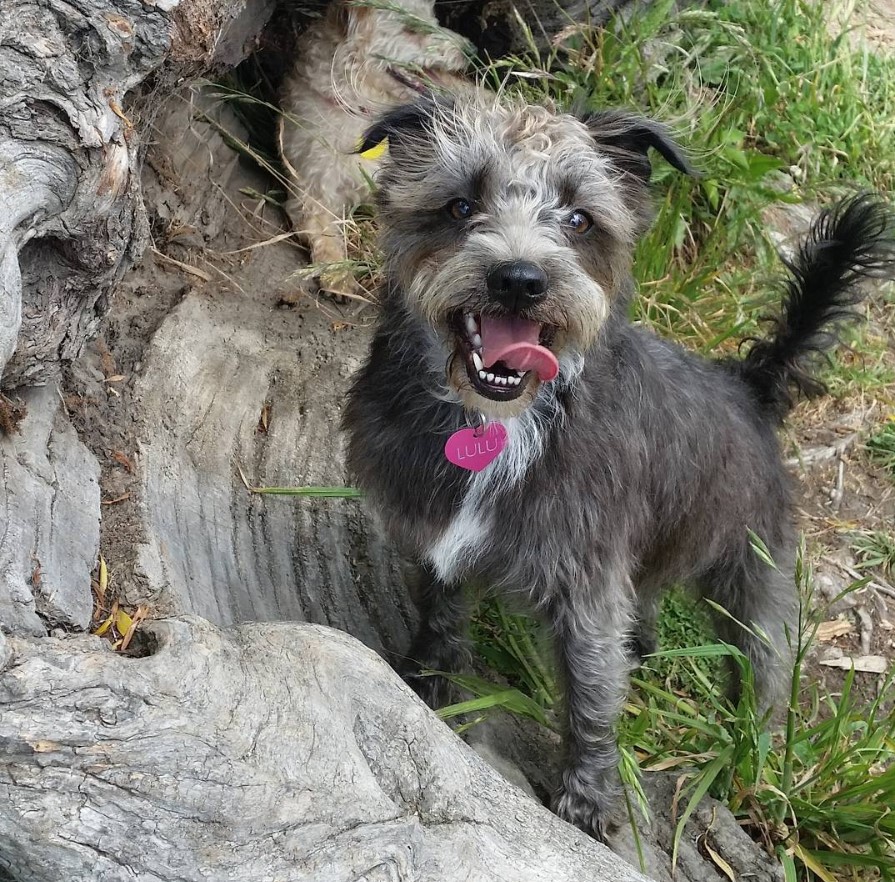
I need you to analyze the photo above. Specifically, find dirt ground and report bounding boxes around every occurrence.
[861,0,895,52]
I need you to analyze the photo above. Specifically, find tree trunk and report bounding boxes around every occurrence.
[0,0,275,633]
[0,0,275,389]
[0,616,651,882]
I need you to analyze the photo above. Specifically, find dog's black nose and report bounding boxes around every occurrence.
[486,261,548,311]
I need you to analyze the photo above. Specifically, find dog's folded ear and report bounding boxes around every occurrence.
[357,98,440,156]
[580,110,696,181]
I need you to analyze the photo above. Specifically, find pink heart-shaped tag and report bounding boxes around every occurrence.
[444,422,508,472]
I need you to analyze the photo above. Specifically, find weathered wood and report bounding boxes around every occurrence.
[0,0,274,389]
[60,91,413,655]
[0,385,100,635]
[0,0,274,635]
[129,283,413,654]
[0,616,652,882]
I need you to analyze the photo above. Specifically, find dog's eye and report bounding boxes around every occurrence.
[565,210,594,235]
[446,198,474,221]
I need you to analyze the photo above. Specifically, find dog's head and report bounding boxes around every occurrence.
[362,93,693,418]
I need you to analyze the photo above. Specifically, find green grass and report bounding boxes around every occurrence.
[444,546,895,882]
[629,550,895,882]
[645,588,719,694]
[852,530,895,575]
[866,421,895,477]
[487,0,895,354]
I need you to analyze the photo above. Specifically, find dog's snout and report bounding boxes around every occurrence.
[486,261,548,311]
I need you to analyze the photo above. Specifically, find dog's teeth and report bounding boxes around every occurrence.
[472,352,483,371]
[478,369,487,380]
[515,369,525,377]
[472,333,482,349]
[465,314,477,335]
[508,376,519,386]
[486,372,495,383]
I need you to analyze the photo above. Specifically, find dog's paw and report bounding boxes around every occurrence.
[552,771,617,843]
[317,267,366,304]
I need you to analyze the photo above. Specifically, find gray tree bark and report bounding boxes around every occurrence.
[0,0,273,390]
[0,0,274,633]
[0,616,651,882]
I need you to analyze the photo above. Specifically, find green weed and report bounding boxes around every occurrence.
[866,421,895,477]
[632,549,895,882]
[852,530,895,575]
[469,596,557,709]
[442,545,895,881]
[645,589,719,695]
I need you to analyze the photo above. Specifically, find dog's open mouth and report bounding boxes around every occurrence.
[452,312,560,401]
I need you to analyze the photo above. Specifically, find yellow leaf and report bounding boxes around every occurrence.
[794,845,837,882]
[95,615,113,637]
[98,556,108,600]
[115,608,133,636]
[704,842,736,882]
[359,139,388,160]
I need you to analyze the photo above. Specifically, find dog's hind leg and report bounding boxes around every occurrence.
[400,564,472,710]
[697,546,797,710]
[548,568,636,841]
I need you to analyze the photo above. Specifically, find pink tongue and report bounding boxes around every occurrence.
[479,316,559,382]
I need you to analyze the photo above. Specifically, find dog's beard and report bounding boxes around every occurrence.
[385,199,615,419]
[403,265,608,419]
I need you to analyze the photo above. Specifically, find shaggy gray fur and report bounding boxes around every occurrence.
[343,92,895,840]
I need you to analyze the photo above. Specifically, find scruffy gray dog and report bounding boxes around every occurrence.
[343,90,895,840]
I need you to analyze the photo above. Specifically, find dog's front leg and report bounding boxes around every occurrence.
[400,564,472,710]
[549,580,634,842]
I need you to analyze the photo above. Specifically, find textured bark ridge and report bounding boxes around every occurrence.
[128,268,413,652]
[0,0,271,389]
[0,0,276,637]
[0,616,651,882]
[64,91,413,655]
[0,386,100,635]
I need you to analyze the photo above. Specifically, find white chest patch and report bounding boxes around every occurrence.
[425,408,550,584]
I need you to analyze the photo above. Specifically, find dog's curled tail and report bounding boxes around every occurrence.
[737,193,895,422]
